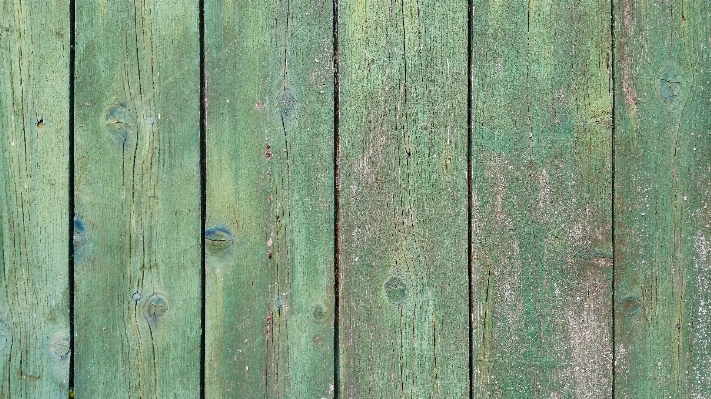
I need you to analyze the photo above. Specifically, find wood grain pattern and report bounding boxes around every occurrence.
[73,1,201,397]
[614,0,711,396]
[470,1,613,397]
[0,1,70,397]
[337,0,469,397]
[204,0,335,397]
[2,3,711,397]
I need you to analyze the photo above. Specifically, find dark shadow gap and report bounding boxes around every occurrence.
[610,0,616,397]
[332,0,341,397]
[199,0,207,398]
[467,0,474,397]
[68,0,76,395]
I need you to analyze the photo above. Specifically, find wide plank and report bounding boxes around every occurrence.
[73,1,201,397]
[337,0,469,397]
[204,0,335,397]
[614,0,711,396]
[471,1,613,397]
[0,1,70,397]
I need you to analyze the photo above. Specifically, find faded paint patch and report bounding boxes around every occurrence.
[620,0,639,113]
[692,231,711,397]
[565,258,613,398]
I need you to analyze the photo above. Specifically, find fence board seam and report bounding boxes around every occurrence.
[333,0,341,397]
[69,0,76,392]
[467,0,474,397]
[199,0,206,398]
[610,0,617,397]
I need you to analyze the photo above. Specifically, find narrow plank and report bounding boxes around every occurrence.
[204,0,334,397]
[0,1,70,397]
[614,0,711,396]
[73,1,201,397]
[470,1,613,397]
[337,0,469,397]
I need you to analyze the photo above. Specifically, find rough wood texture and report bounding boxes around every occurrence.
[337,1,469,397]
[4,2,711,396]
[614,0,711,397]
[0,1,70,397]
[204,0,335,397]
[73,1,201,397]
[470,1,613,397]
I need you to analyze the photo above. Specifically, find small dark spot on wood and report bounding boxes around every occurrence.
[73,217,85,233]
[659,68,682,101]
[312,305,327,322]
[267,252,272,259]
[73,217,87,258]
[144,293,169,326]
[104,102,134,144]
[384,276,407,306]
[266,141,272,159]
[265,313,272,339]
[619,296,641,318]
[205,226,234,254]
[276,88,297,119]
[0,319,10,352]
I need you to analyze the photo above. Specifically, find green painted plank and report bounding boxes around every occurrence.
[337,1,468,397]
[613,0,711,397]
[0,1,70,397]
[73,1,200,397]
[470,1,613,397]
[204,1,334,397]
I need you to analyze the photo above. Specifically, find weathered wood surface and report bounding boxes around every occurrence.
[2,1,711,397]
[337,0,469,397]
[204,0,335,397]
[0,1,70,397]
[614,0,711,397]
[470,1,613,397]
[73,1,201,397]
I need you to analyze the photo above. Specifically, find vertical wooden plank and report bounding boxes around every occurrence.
[338,0,469,397]
[0,1,70,397]
[470,1,613,397]
[204,0,334,397]
[74,1,200,397]
[614,0,711,397]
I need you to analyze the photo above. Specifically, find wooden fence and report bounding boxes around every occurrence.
[1,0,710,397]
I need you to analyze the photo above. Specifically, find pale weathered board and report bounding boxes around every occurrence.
[614,0,711,397]
[73,1,201,397]
[337,0,469,397]
[204,0,335,397]
[470,1,613,397]
[0,1,70,397]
